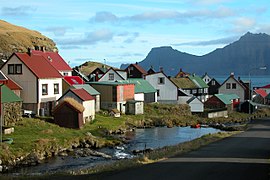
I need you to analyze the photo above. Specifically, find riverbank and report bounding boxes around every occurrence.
[1,104,270,174]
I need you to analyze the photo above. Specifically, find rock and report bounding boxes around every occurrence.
[0,165,2,172]
[0,159,2,165]
[58,152,68,157]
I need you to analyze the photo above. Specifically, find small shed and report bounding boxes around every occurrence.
[109,108,120,117]
[53,98,85,129]
[187,96,204,113]
[126,100,144,115]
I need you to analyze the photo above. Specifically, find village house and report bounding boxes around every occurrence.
[204,94,240,111]
[202,73,212,84]
[188,74,209,102]
[73,84,101,112]
[145,71,178,104]
[147,66,156,75]
[62,76,84,93]
[88,67,107,82]
[1,52,63,116]
[120,78,157,103]
[253,89,267,104]
[58,88,95,122]
[0,70,22,97]
[125,63,147,78]
[53,97,85,129]
[170,76,197,100]
[186,96,204,113]
[98,68,127,82]
[207,78,221,96]
[218,73,247,102]
[88,81,135,114]
[259,84,270,94]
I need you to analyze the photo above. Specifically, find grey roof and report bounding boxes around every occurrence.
[73,69,89,82]
[73,84,100,95]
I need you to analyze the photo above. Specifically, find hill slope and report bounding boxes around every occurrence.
[122,32,270,76]
[0,20,57,64]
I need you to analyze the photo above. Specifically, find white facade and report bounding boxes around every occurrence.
[202,74,212,84]
[98,69,124,82]
[60,71,72,76]
[187,97,204,112]
[38,78,62,103]
[219,76,245,102]
[145,72,178,103]
[134,93,144,101]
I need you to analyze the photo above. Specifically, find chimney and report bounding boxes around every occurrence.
[34,46,40,51]
[230,72,234,77]
[41,46,46,52]
[27,47,32,56]
[160,67,163,72]
[238,76,241,81]
[135,62,138,65]
[180,68,183,72]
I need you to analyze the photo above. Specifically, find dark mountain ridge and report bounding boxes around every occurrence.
[121,32,270,76]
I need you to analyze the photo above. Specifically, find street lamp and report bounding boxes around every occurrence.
[248,66,267,114]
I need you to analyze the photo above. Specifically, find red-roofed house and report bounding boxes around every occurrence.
[1,52,63,116]
[253,89,268,104]
[58,88,95,122]
[31,50,72,76]
[125,63,147,78]
[260,84,270,94]
[62,76,84,93]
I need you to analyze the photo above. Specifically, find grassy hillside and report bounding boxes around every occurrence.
[0,20,57,64]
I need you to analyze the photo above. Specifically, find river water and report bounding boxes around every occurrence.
[8,126,220,176]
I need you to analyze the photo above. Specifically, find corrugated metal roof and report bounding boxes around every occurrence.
[64,76,84,85]
[73,84,100,95]
[254,89,267,98]
[1,85,22,103]
[215,94,240,105]
[120,78,156,93]
[188,75,209,88]
[15,53,62,79]
[70,88,95,101]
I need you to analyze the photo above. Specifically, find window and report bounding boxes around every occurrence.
[130,66,134,71]
[54,83,59,94]
[157,89,160,97]
[211,80,216,85]
[42,84,48,95]
[198,89,203,93]
[232,83,236,89]
[192,89,197,94]
[226,83,231,89]
[109,73,114,81]
[158,77,165,84]
[63,72,68,76]
[8,64,14,74]
[8,64,22,74]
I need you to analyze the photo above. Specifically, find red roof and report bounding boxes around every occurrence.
[254,89,268,98]
[0,78,22,90]
[64,76,84,85]
[31,50,72,71]
[15,53,62,78]
[70,88,94,101]
[261,84,270,89]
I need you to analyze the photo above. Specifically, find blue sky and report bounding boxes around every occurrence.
[1,0,270,67]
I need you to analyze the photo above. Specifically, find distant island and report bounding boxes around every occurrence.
[121,32,270,76]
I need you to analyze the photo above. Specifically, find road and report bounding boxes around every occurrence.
[93,118,270,180]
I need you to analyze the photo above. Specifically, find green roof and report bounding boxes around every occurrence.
[73,84,100,95]
[188,75,209,88]
[1,85,22,103]
[120,78,156,93]
[170,77,197,89]
[215,94,239,105]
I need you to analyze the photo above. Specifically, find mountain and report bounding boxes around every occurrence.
[121,32,270,76]
[0,20,57,66]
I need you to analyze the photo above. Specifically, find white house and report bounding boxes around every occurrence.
[145,72,178,104]
[98,68,126,82]
[187,96,204,113]
[1,52,63,116]
[202,73,212,84]
[218,73,247,102]
[58,88,95,122]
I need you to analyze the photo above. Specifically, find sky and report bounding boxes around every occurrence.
[1,0,270,68]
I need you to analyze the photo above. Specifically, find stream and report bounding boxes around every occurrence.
[8,126,220,175]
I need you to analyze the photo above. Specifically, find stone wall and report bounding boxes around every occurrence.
[3,102,22,126]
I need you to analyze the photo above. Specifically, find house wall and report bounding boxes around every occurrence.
[117,84,134,102]
[219,77,245,102]
[1,55,37,103]
[98,69,124,82]
[38,78,63,103]
[188,99,204,113]
[116,71,127,80]
[128,65,143,78]
[60,71,72,76]
[127,101,144,115]
[91,84,113,102]
[82,100,95,122]
[144,92,157,103]
[94,94,100,112]
[204,96,226,109]
[145,73,177,103]
[134,93,144,101]
[207,110,228,118]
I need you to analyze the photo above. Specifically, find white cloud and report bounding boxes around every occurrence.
[1,6,36,16]
[45,26,72,36]
[172,36,238,46]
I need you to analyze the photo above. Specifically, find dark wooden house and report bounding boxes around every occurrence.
[207,78,221,95]
[53,98,85,129]
[125,63,147,78]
